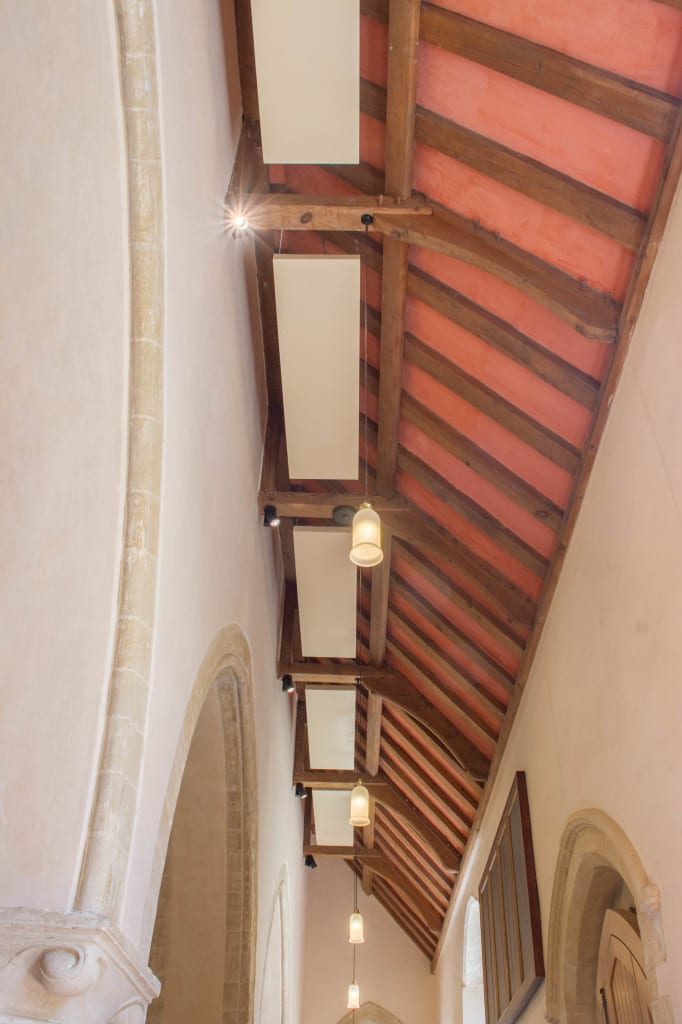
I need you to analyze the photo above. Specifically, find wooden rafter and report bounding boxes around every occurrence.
[402,335,583,473]
[324,219,602,410]
[390,571,515,697]
[396,446,551,579]
[374,207,621,341]
[360,0,678,141]
[360,78,646,250]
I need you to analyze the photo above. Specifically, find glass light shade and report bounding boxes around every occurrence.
[349,782,370,827]
[350,503,383,567]
[349,910,365,943]
[347,982,360,1010]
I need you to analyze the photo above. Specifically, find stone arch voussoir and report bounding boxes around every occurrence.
[143,624,258,1024]
[545,808,673,1024]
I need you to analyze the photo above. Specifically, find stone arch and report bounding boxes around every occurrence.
[545,808,672,1024]
[336,1002,405,1024]
[144,625,258,1024]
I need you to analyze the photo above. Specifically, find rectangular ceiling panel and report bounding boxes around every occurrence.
[294,527,356,658]
[274,254,360,480]
[306,687,356,769]
[312,790,354,847]
[250,0,359,164]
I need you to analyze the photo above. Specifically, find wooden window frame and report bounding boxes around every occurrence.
[478,771,544,1024]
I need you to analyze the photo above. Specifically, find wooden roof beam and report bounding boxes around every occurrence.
[320,208,602,410]
[363,851,443,931]
[227,193,431,231]
[374,207,621,342]
[258,491,410,518]
[361,78,646,251]
[360,0,678,141]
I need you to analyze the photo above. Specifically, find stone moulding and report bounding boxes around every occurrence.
[545,808,674,1024]
[142,625,259,1024]
[0,909,159,1024]
[75,0,165,923]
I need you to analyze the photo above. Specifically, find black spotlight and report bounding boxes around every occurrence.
[295,782,308,799]
[263,505,281,528]
[281,674,294,694]
[304,854,317,869]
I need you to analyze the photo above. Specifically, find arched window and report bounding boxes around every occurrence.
[462,898,485,1024]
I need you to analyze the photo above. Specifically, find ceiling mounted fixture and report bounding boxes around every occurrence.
[263,504,281,527]
[349,781,371,827]
[350,215,383,569]
[304,854,317,869]
[294,782,308,799]
[281,674,295,694]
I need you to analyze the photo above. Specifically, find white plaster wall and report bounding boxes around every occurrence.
[302,860,438,1024]
[435,181,682,1024]
[119,0,307,1020]
[0,2,126,909]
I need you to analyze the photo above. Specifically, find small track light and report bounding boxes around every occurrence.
[264,504,281,528]
[304,854,317,869]
[295,782,308,799]
[232,213,249,236]
[281,674,294,694]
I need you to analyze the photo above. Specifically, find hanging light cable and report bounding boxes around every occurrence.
[350,216,383,568]
[349,864,365,943]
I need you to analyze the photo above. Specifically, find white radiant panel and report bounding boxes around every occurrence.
[306,687,356,769]
[294,527,356,658]
[312,790,354,847]
[251,0,359,164]
[274,255,359,480]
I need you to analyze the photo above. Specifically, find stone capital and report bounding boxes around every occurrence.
[0,909,159,1024]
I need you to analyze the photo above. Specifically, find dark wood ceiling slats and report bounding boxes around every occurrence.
[360,78,646,250]
[375,812,451,905]
[360,0,679,141]
[379,727,471,844]
[404,335,582,472]
[384,633,495,764]
[386,609,503,736]
[391,571,515,697]
[382,705,479,821]
[370,873,437,957]
[368,848,442,930]
[383,507,537,628]
[399,394,565,532]
[404,264,602,410]
[397,447,551,578]
[393,541,527,658]
[323,213,603,408]
[376,207,621,341]
[380,802,459,887]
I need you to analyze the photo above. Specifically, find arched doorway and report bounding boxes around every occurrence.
[146,626,258,1024]
[335,1002,405,1024]
[545,809,673,1024]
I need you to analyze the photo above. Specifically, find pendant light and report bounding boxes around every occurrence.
[349,868,365,943]
[349,780,371,828]
[350,215,383,569]
[347,910,361,1009]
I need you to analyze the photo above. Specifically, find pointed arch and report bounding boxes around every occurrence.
[545,808,674,1024]
[335,1002,405,1024]
[144,625,258,1024]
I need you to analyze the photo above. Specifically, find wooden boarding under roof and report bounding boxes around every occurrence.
[227,0,682,965]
